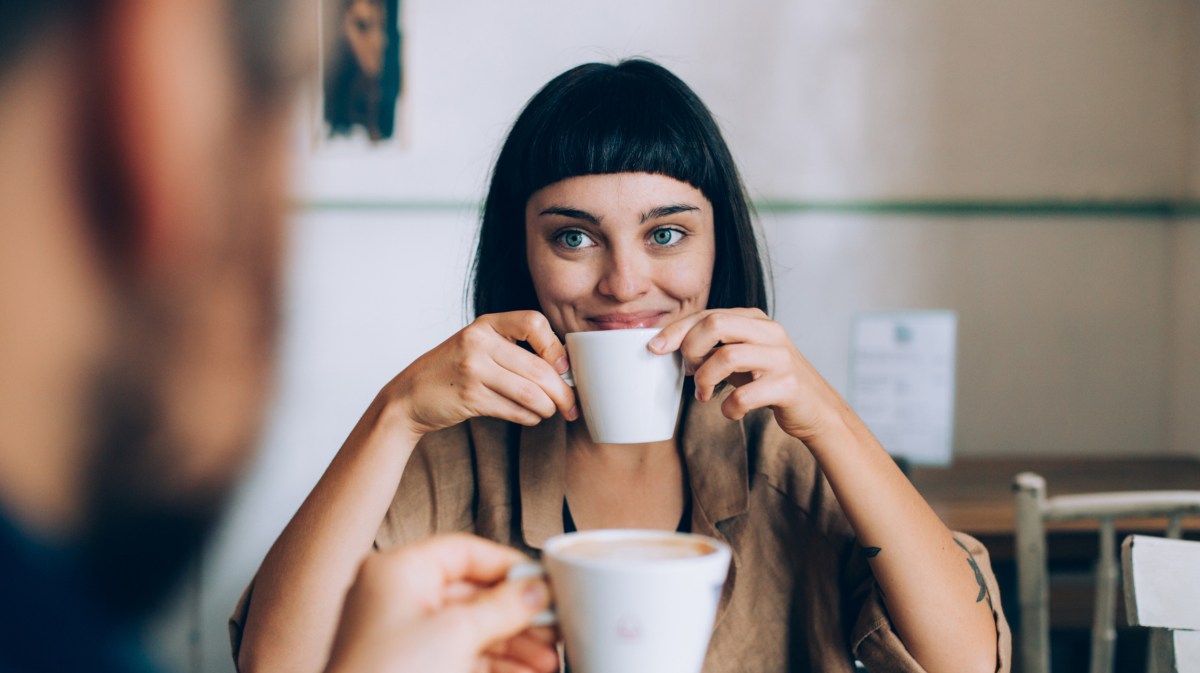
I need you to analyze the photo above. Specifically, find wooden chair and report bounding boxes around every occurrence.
[1013,472,1200,673]
[1122,535,1200,673]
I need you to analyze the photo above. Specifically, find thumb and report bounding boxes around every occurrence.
[445,577,552,652]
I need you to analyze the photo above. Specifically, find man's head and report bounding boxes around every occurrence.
[0,0,310,618]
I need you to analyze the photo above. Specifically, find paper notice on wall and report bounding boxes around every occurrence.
[849,311,957,466]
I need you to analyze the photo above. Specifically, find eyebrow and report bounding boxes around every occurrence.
[641,204,700,223]
[537,203,700,226]
[538,207,601,226]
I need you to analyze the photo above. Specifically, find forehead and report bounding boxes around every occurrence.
[527,173,712,217]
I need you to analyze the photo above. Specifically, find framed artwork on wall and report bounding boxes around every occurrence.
[316,0,404,147]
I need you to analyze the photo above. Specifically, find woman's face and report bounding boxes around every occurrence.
[525,172,716,336]
[343,0,386,77]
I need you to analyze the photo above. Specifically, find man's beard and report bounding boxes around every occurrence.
[77,358,237,622]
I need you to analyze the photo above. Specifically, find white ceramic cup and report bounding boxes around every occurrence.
[564,328,684,444]
[513,529,731,673]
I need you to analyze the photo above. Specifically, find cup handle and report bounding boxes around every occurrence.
[506,561,556,627]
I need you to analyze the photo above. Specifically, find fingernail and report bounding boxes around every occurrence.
[648,336,665,352]
[523,580,550,608]
[567,405,579,420]
[694,386,704,402]
[555,357,569,374]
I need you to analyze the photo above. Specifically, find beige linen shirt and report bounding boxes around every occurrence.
[230,390,1011,672]
[374,389,1010,673]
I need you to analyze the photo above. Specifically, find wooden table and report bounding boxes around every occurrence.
[908,457,1200,671]
[910,457,1200,555]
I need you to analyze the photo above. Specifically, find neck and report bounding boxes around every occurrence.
[565,419,680,470]
[563,418,688,531]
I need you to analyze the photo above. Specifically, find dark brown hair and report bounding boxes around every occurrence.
[471,59,770,319]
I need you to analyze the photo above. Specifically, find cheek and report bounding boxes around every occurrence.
[526,248,596,318]
[530,254,595,304]
[662,254,714,311]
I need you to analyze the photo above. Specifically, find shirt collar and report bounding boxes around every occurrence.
[518,414,567,550]
[517,383,750,550]
[678,386,750,539]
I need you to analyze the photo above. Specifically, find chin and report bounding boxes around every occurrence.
[79,359,240,622]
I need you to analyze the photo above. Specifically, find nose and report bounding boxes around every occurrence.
[597,247,651,303]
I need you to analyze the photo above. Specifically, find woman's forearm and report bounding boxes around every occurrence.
[805,403,998,673]
[235,312,573,673]
[237,395,422,673]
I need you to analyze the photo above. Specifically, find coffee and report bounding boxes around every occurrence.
[556,536,715,561]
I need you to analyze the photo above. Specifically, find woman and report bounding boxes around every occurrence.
[233,60,1010,673]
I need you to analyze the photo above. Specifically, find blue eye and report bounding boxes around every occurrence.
[557,230,595,249]
[651,228,684,246]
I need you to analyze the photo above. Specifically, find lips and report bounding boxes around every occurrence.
[586,311,669,330]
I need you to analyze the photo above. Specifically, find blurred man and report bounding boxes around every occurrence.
[0,2,553,671]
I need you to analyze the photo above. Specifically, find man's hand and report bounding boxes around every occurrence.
[324,534,559,673]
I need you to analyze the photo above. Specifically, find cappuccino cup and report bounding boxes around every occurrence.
[512,530,731,673]
[564,328,684,444]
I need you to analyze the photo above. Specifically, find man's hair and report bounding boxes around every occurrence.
[0,0,294,267]
[0,0,289,95]
[0,2,78,73]
[471,59,771,319]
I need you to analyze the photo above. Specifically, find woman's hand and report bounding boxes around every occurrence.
[324,534,559,673]
[384,311,577,440]
[649,308,844,442]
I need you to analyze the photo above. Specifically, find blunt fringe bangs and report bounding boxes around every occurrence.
[472,59,769,321]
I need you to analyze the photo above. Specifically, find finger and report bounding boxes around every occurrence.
[677,311,781,367]
[646,310,715,355]
[681,307,772,352]
[441,577,552,657]
[473,380,544,426]
[488,311,569,375]
[523,626,558,644]
[484,628,557,655]
[394,534,529,588]
[484,631,560,672]
[444,580,484,604]
[692,343,776,402]
[482,365,559,420]
[504,631,561,672]
[478,656,550,673]
[719,378,784,421]
[647,307,767,355]
[492,343,577,420]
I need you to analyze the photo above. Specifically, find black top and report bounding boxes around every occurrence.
[562,495,693,534]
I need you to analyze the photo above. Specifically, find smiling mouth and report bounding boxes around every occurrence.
[586,312,668,330]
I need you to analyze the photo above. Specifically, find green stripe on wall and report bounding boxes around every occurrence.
[755,199,1200,218]
[296,199,1200,218]
[299,199,478,213]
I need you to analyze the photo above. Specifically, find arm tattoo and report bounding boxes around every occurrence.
[862,546,882,558]
[954,538,991,605]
